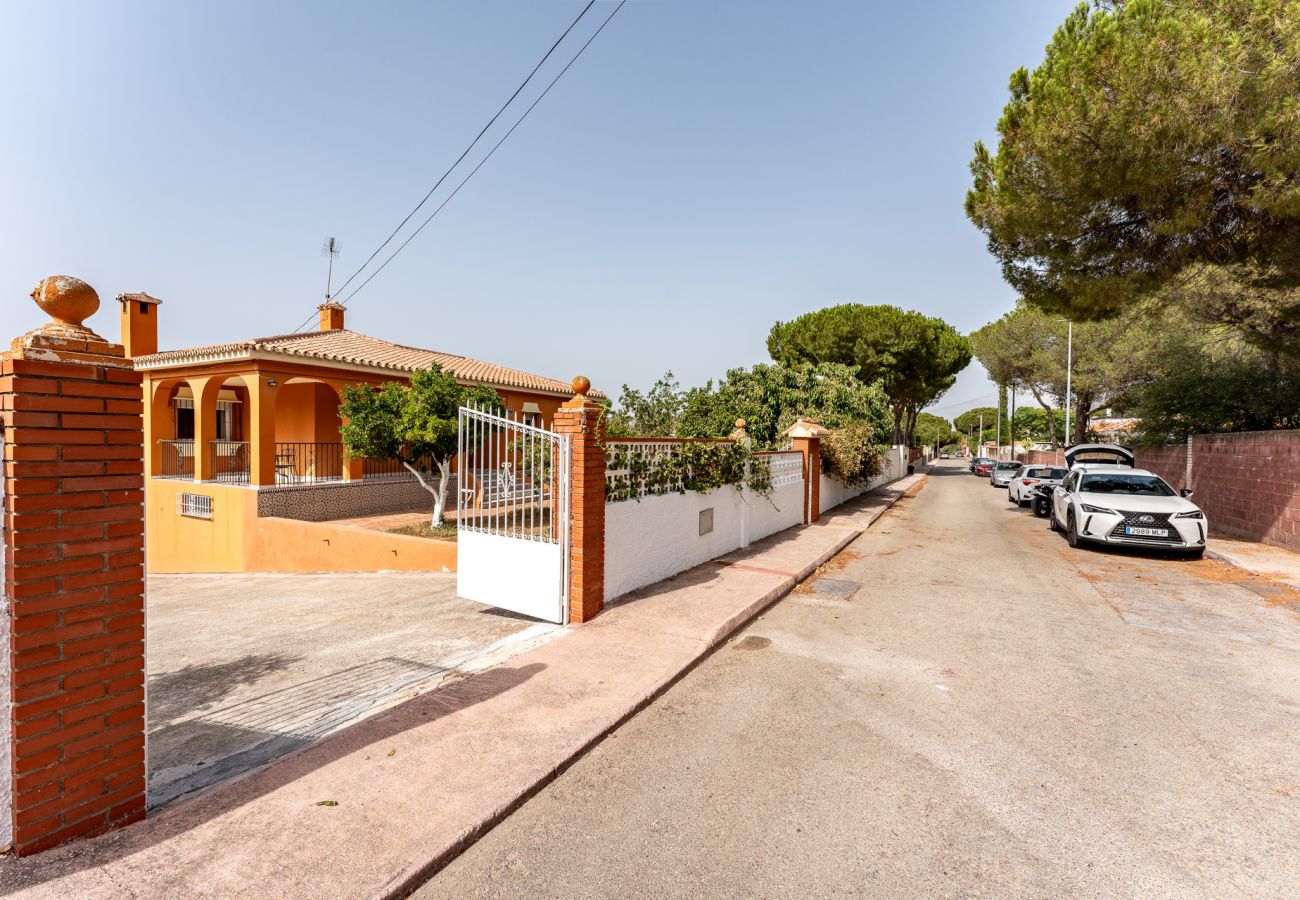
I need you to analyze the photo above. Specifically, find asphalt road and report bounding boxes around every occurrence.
[415,461,1300,899]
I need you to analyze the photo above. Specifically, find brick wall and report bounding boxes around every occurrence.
[1133,443,1189,493]
[1018,434,1300,551]
[0,356,147,854]
[1190,431,1300,551]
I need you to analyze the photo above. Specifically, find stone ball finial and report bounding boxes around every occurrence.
[735,418,746,430]
[32,275,98,328]
[571,375,591,398]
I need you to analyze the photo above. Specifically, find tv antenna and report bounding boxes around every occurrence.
[322,237,341,302]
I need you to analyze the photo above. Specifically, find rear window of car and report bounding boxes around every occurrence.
[1028,467,1066,479]
[996,461,1020,470]
[1079,473,1175,496]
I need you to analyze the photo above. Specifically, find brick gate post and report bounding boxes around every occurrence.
[0,276,146,855]
[551,377,605,623]
[786,419,829,524]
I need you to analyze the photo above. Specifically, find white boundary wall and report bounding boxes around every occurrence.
[819,445,908,515]
[605,477,805,601]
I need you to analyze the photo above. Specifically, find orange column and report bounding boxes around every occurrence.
[551,376,605,623]
[792,436,820,523]
[248,374,278,486]
[785,419,829,524]
[189,376,222,481]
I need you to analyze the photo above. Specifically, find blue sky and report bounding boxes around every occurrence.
[1,0,1076,420]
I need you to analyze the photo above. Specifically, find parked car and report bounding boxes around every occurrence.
[972,458,996,477]
[989,460,1023,487]
[1049,466,1207,559]
[1008,465,1067,507]
[939,452,950,459]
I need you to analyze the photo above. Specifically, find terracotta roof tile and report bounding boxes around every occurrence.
[133,329,600,398]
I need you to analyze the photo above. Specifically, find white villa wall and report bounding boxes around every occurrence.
[819,445,909,515]
[605,478,804,602]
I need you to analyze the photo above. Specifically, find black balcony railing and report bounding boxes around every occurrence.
[158,440,195,479]
[275,442,344,484]
[211,440,250,484]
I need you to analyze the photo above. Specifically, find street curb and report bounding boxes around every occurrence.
[1205,547,1300,590]
[390,472,926,897]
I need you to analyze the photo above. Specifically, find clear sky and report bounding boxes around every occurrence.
[1,0,1076,420]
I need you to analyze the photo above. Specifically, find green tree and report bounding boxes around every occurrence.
[966,0,1300,323]
[912,412,958,450]
[953,407,998,434]
[679,362,892,449]
[605,372,686,438]
[1121,312,1300,442]
[338,366,499,527]
[970,303,1067,447]
[767,304,972,445]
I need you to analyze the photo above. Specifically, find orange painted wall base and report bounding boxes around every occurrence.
[146,479,456,573]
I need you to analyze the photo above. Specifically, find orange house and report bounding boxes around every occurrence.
[128,296,591,574]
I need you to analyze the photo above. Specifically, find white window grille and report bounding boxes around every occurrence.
[177,493,214,519]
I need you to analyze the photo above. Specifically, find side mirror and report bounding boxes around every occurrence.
[1180,487,1194,499]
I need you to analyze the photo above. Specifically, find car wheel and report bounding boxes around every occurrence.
[1066,510,1081,548]
[1049,504,1060,531]
[1008,489,1017,505]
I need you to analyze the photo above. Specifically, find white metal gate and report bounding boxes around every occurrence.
[456,404,571,624]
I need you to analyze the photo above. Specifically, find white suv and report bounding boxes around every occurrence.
[1050,465,1207,559]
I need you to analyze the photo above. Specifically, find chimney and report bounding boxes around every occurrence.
[117,291,163,357]
[317,301,345,331]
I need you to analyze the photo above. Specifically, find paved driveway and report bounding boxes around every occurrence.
[418,461,1300,898]
[147,572,557,808]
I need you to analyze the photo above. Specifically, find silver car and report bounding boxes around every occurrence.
[989,460,1023,488]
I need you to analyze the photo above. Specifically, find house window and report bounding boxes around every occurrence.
[520,402,542,428]
[173,398,242,440]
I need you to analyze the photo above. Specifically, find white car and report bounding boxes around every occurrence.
[1008,465,1067,507]
[1049,465,1207,559]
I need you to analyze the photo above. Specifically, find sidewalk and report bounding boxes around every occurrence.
[0,473,928,900]
[1208,536,1300,591]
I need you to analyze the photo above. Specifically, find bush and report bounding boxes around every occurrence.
[821,422,884,486]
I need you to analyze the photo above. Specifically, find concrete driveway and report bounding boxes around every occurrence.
[418,461,1300,898]
[147,572,558,808]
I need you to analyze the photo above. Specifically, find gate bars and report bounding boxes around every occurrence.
[456,403,571,545]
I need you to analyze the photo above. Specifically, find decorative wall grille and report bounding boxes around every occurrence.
[176,493,214,519]
[605,440,692,501]
[759,451,804,488]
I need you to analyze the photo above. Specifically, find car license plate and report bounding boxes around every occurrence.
[1125,526,1168,537]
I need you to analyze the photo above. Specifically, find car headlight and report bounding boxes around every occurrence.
[1175,510,1204,519]
[1080,503,1116,515]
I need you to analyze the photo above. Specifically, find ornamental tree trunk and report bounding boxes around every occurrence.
[1028,384,1057,449]
[402,456,453,527]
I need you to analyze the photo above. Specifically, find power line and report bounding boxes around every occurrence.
[290,0,598,333]
[335,0,626,310]
[926,392,999,415]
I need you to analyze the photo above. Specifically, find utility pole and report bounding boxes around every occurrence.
[995,391,1002,460]
[978,413,984,456]
[1010,383,1017,458]
[1063,320,1074,447]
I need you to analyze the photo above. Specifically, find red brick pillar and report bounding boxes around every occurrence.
[551,377,605,623]
[0,276,146,856]
[785,419,829,524]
